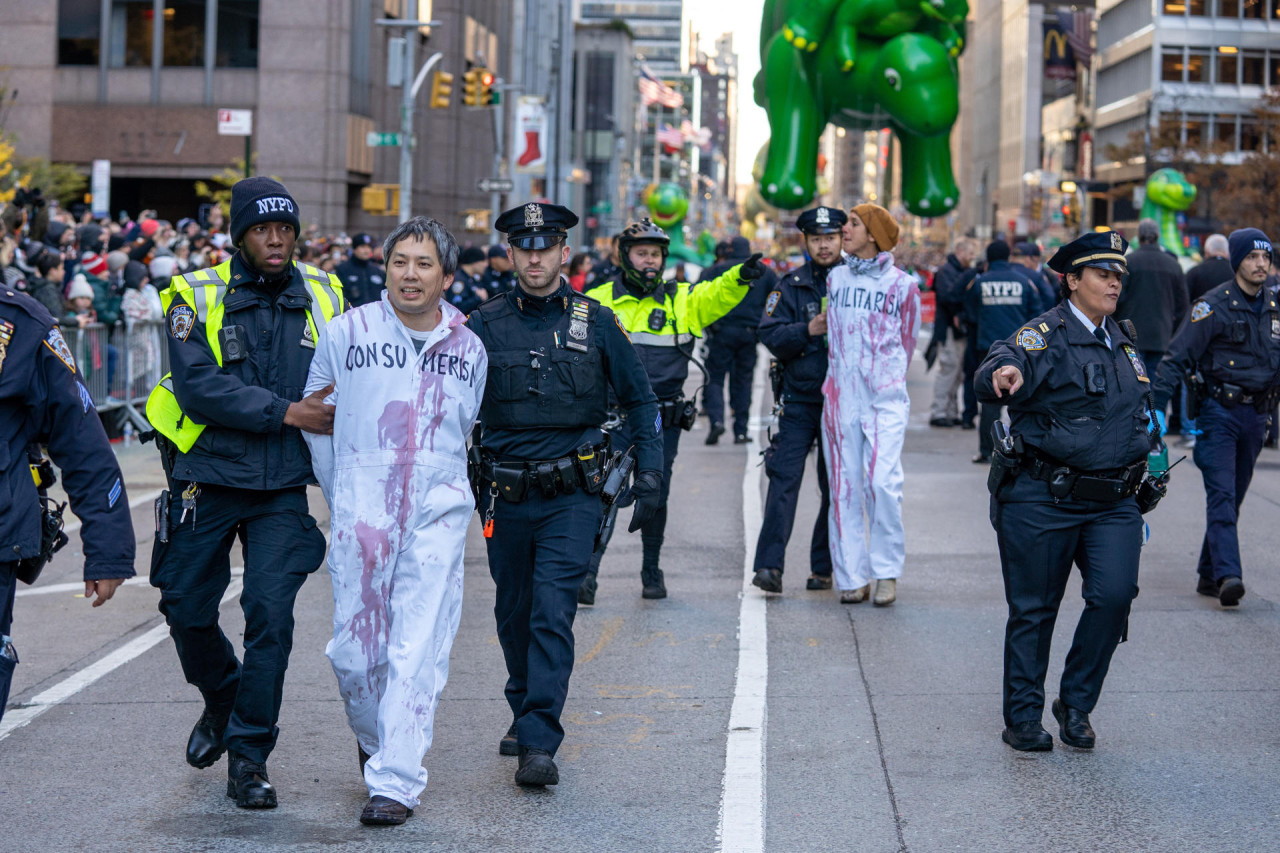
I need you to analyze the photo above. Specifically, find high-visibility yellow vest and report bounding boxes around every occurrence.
[145,259,344,452]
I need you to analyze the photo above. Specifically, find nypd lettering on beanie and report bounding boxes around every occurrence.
[256,196,295,216]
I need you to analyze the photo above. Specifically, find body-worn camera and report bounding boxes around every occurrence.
[1083,363,1107,396]
[218,325,248,363]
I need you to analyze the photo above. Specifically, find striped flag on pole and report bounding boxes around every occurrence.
[656,123,685,149]
[639,65,684,109]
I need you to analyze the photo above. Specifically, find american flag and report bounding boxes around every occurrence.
[639,65,684,109]
[656,124,685,149]
[1058,8,1093,63]
[681,120,713,151]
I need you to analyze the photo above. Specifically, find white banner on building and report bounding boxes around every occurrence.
[90,160,111,218]
[514,96,547,176]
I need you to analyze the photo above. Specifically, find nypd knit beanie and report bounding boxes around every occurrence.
[229,177,300,247]
[1228,228,1272,271]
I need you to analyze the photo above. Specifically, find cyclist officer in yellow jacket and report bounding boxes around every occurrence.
[145,177,344,809]
[579,219,765,602]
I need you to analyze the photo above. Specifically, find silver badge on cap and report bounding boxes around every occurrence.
[1109,232,1122,251]
[524,203,544,228]
[815,208,830,225]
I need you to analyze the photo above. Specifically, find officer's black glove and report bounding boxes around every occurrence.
[738,253,766,281]
[627,470,663,532]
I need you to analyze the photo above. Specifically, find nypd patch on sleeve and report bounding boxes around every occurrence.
[1190,301,1212,323]
[44,327,77,373]
[169,304,196,341]
[1015,327,1046,351]
[765,291,781,316]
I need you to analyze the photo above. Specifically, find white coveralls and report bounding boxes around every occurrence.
[821,253,921,591]
[304,294,487,808]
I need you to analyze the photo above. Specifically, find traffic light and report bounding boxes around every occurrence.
[463,67,495,106]
[429,71,454,109]
[361,184,400,215]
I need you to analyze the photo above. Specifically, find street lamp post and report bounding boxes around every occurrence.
[377,18,442,223]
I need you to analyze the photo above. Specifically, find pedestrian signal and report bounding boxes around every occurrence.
[429,71,454,110]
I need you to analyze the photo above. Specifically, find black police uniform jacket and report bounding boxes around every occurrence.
[1151,281,1280,409]
[963,260,1044,350]
[481,266,515,296]
[465,281,664,473]
[928,253,973,346]
[166,253,341,490]
[977,301,1154,471]
[758,261,834,404]
[1116,243,1189,354]
[447,271,486,315]
[0,290,135,579]
[334,255,385,307]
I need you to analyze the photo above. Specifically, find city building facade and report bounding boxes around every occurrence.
[1094,0,1280,230]
[5,0,509,237]
[576,0,683,70]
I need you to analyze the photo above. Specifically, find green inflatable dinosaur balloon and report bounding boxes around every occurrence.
[646,183,715,267]
[755,0,967,216]
[1139,168,1197,257]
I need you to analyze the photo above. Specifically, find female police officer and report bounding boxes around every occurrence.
[977,231,1157,752]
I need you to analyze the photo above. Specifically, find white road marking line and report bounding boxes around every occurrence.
[717,353,769,853]
[0,576,244,742]
[15,567,244,598]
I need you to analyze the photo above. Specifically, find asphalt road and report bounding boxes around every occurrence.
[2,345,1278,852]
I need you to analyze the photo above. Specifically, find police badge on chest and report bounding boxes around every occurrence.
[1271,315,1280,341]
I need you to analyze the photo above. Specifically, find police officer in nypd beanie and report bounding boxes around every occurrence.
[751,205,844,594]
[466,201,663,787]
[977,230,1157,752]
[1151,227,1279,607]
[0,288,136,723]
[145,176,344,808]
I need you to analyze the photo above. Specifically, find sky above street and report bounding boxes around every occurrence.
[687,0,766,186]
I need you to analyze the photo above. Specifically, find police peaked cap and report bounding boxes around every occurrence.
[495,202,578,250]
[796,206,847,235]
[1047,230,1129,275]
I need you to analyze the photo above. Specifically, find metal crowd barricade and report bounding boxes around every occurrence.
[68,321,166,432]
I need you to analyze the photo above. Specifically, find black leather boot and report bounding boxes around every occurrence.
[226,752,277,808]
[515,746,559,786]
[640,564,667,599]
[186,706,231,769]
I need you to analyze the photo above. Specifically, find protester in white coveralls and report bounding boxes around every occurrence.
[303,217,487,827]
[823,204,920,606]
